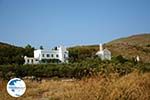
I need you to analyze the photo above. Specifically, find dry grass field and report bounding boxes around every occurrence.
[0,71,150,100]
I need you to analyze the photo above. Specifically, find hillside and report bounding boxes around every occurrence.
[68,33,150,63]
[0,34,150,100]
[107,34,150,46]
[0,42,34,65]
[106,33,150,63]
[0,33,150,64]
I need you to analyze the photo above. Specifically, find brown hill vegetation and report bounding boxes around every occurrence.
[68,33,150,63]
[0,71,149,100]
[106,33,150,63]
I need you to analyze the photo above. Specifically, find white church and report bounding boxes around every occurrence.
[24,45,69,64]
[96,44,111,60]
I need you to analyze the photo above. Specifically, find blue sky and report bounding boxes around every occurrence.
[0,0,150,48]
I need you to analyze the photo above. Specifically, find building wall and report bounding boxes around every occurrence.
[103,49,111,60]
[25,45,69,64]
[24,56,39,64]
[96,49,111,60]
[34,50,42,60]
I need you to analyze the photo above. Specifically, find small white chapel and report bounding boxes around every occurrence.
[96,44,111,60]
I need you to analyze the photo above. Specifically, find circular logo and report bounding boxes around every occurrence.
[7,78,26,97]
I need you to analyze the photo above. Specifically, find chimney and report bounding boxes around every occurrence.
[99,43,103,51]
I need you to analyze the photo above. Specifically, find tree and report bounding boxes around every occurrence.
[25,44,32,49]
[40,45,44,50]
[24,44,34,57]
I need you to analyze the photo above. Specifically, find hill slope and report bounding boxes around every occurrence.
[107,34,150,46]
[0,42,34,65]
[68,33,150,63]
[106,33,150,62]
[0,33,150,64]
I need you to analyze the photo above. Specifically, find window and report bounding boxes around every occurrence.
[56,54,59,57]
[64,54,66,58]
[42,54,45,57]
[47,54,50,57]
[51,54,54,57]
[31,59,33,63]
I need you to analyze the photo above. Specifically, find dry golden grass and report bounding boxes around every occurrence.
[0,71,150,100]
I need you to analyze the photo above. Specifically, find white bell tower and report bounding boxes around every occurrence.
[99,43,103,51]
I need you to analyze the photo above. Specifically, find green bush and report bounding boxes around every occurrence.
[139,63,150,73]
[0,57,149,80]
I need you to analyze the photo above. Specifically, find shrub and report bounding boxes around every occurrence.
[0,58,149,80]
[139,63,150,73]
[115,55,128,63]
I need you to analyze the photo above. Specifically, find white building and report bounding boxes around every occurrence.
[24,56,39,64]
[24,45,69,64]
[96,44,111,60]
